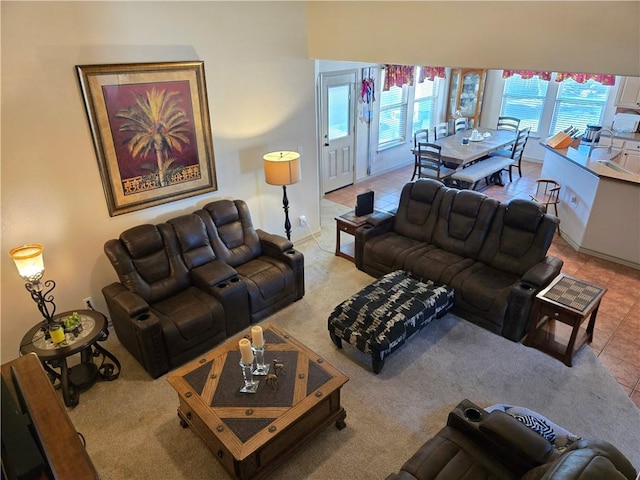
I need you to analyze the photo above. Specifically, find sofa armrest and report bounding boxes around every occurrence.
[502,256,564,341]
[257,229,293,254]
[101,283,169,378]
[354,213,395,269]
[257,229,305,300]
[191,260,238,288]
[190,262,251,336]
[479,411,555,466]
[522,256,563,288]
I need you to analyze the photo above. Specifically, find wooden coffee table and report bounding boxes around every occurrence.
[167,323,348,480]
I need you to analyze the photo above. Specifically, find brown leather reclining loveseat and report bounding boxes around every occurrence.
[355,179,563,341]
[387,400,637,480]
[102,199,304,378]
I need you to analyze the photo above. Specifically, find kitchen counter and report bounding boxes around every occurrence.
[540,143,640,269]
[540,142,640,184]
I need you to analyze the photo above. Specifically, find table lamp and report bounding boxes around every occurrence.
[9,243,57,328]
[263,151,301,240]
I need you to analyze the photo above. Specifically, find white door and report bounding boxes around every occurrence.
[320,72,356,194]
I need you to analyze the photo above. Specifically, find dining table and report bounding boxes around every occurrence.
[431,127,517,168]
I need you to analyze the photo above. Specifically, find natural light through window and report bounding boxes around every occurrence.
[550,78,611,135]
[500,75,549,134]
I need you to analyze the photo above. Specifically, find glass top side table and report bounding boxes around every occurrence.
[20,309,121,407]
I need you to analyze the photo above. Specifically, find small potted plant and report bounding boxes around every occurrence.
[63,312,83,336]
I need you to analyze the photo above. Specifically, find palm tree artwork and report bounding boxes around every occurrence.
[115,87,191,187]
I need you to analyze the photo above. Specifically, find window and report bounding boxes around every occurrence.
[411,68,439,137]
[378,77,408,149]
[549,78,611,135]
[500,74,549,133]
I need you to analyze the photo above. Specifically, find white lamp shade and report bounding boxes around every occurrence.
[263,151,301,186]
[9,244,45,282]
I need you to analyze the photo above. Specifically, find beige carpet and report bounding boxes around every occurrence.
[67,200,640,479]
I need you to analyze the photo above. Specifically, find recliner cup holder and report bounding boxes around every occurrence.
[464,407,482,422]
[286,250,296,255]
[519,283,533,291]
[230,277,240,283]
[217,282,228,289]
[137,314,150,322]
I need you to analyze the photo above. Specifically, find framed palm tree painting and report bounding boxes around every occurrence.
[77,61,217,216]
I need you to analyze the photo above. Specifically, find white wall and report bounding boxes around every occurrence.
[307,2,640,77]
[1,2,318,363]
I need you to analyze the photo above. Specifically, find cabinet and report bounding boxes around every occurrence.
[447,68,487,129]
[620,140,640,174]
[615,77,640,108]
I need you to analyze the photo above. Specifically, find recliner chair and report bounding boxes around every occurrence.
[102,223,228,378]
[195,199,304,322]
[387,399,637,480]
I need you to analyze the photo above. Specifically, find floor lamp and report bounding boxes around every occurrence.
[263,151,301,241]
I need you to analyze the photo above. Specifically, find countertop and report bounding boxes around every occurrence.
[540,141,640,185]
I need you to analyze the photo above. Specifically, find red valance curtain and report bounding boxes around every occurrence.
[383,65,446,90]
[419,66,446,82]
[383,65,415,91]
[503,69,615,86]
[555,72,616,86]
[502,70,552,81]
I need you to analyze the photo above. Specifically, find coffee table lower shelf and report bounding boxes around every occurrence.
[177,391,346,480]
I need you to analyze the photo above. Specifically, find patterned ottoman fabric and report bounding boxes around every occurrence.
[328,270,454,373]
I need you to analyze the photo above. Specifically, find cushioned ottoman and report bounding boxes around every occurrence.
[327,270,454,373]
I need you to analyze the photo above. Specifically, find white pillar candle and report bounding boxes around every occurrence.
[251,326,264,347]
[239,338,254,364]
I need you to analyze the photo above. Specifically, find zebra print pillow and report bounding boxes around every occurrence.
[485,404,579,451]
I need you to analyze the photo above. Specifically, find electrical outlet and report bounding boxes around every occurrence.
[83,297,94,310]
[299,215,308,226]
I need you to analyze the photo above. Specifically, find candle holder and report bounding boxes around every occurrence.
[239,361,259,394]
[251,345,270,376]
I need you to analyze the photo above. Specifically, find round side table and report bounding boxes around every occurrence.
[20,309,121,407]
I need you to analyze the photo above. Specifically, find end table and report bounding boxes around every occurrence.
[20,309,121,407]
[335,209,379,262]
[524,274,606,367]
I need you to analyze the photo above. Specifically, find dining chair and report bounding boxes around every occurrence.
[454,117,468,134]
[434,122,449,140]
[416,142,456,181]
[530,179,561,234]
[506,127,531,181]
[497,116,521,133]
[411,129,429,180]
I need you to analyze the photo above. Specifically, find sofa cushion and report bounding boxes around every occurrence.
[432,189,499,260]
[152,286,226,358]
[197,199,262,266]
[167,214,217,270]
[393,179,444,243]
[106,223,191,304]
[405,247,475,285]
[235,257,295,315]
[399,426,518,480]
[479,200,558,277]
[363,232,433,277]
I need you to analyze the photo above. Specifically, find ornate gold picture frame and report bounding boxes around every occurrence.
[77,61,217,216]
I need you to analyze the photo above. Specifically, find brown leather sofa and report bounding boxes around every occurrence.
[355,179,563,341]
[386,400,637,480]
[102,199,304,378]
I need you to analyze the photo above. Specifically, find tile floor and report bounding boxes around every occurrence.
[324,160,640,407]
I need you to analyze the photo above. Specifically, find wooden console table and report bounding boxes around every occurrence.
[524,274,606,367]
